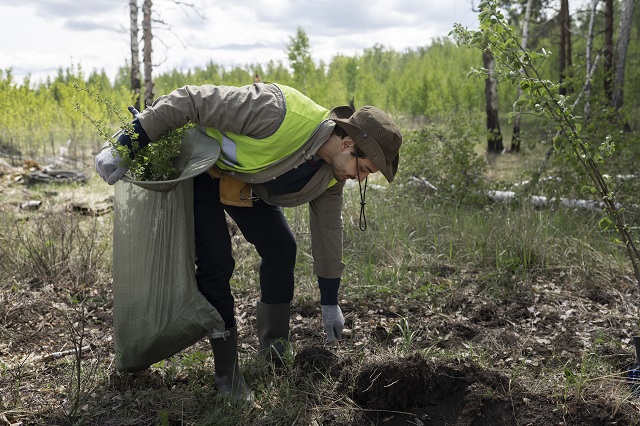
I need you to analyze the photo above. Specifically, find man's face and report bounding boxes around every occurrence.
[331,138,378,182]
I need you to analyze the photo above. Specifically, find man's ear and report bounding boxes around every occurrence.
[339,136,354,151]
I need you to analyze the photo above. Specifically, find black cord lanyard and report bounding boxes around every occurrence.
[356,155,368,231]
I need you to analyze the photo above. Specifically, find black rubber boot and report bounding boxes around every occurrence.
[256,301,291,363]
[209,326,254,403]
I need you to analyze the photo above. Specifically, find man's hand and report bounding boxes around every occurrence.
[322,305,344,344]
[95,109,150,185]
[95,147,129,185]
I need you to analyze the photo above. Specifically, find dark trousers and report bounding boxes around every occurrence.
[193,173,297,329]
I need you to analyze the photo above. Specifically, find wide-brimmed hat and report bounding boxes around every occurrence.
[329,105,402,182]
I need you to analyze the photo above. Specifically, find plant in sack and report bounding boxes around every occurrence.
[73,85,194,183]
[73,84,190,182]
[115,109,195,182]
[75,86,219,193]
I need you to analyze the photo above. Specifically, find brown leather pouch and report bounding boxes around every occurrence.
[207,166,253,207]
[220,174,253,207]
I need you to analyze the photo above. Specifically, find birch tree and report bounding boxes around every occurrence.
[130,0,141,111]
[130,0,204,109]
[142,0,154,108]
[583,0,600,119]
[510,0,533,152]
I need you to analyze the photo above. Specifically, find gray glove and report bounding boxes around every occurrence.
[95,147,129,185]
[95,106,143,185]
[322,305,344,344]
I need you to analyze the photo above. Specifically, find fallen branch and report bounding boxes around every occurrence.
[486,190,622,211]
[40,344,95,362]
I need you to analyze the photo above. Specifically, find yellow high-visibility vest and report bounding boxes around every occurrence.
[206,84,329,174]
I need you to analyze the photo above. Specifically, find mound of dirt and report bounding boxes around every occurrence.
[335,354,638,426]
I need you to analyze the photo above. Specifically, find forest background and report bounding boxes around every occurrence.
[2,0,640,424]
[1,0,637,164]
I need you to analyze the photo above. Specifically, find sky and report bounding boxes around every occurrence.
[0,0,482,85]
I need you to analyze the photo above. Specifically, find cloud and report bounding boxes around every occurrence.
[210,41,281,51]
[65,19,122,32]
[1,0,482,83]
[11,0,122,19]
[242,0,477,35]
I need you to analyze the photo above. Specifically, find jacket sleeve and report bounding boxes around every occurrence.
[309,182,345,279]
[137,83,286,141]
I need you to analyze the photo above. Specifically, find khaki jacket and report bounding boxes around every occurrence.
[137,82,345,279]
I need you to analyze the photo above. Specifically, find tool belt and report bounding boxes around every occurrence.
[207,166,254,207]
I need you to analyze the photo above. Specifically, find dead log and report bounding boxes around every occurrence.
[26,170,87,186]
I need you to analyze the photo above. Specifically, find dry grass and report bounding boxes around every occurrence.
[1,144,639,424]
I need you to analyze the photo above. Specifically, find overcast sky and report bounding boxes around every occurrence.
[1,0,482,84]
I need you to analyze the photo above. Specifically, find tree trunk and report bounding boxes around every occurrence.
[511,0,533,153]
[611,0,634,111]
[483,50,503,153]
[142,0,154,108]
[583,0,600,119]
[558,0,572,96]
[603,0,614,101]
[130,0,141,112]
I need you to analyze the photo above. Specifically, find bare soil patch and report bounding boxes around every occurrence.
[2,260,640,425]
[0,174,639,425]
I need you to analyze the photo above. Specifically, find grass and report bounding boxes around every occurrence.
[1,126,639,424]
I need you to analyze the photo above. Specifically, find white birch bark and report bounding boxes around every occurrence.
[511,0,533,151]
[142,0,154,108]
[583,0,600,118]
[130,0,141,111]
